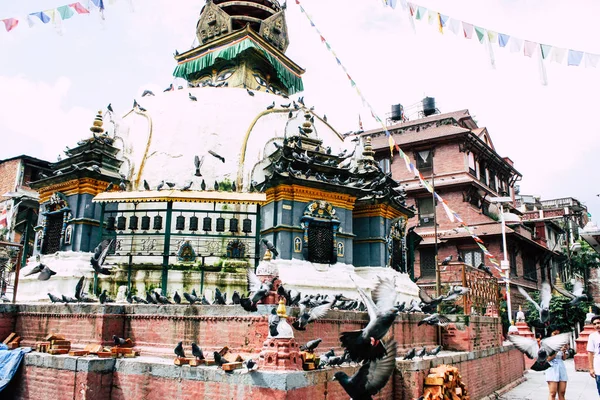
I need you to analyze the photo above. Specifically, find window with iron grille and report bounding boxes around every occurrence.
[523,252,537,281]
[420,248,436,277]
[417,197,434,227]
[460,249,483,268]
[479,161,487,185]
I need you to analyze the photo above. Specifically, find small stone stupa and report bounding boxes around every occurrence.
[258,298,302,371]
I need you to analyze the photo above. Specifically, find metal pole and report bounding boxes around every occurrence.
[432,158,440,299]
[500,203,512,324]
[200,255,206,295]
[20,208,33,268]
[161,201,173,296]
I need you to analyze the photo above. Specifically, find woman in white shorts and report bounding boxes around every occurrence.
[546,330,568,400]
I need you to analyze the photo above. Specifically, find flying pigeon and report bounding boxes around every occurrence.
[208,150,225,163]
[418,313,452,328]
[240,268,276,312]
[174,341,185,358]
[194,155,204,177]
[292,302,332,331]
[518,282,552,324]
[91,240,114,275]
[332,341,397,400]
[38,265,57,281]
[553,280,588,306]
[262,239,279,258]
[508,332,571,371]
[189,92,197,101]
[191,343,205,360]
[25,263,45,277]
[339,277,399,362]
[142,90,155,97]
[443,285,470,302]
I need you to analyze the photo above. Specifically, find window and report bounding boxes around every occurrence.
[417,197,434,227]
[377,158,391,174]
[420,248,436,277]
[337,242,344,257]
[293,237,302,253]
[459,249,483,268]
[479,161,487,185]
[523,252,537,281]
[468,153,476,176]
[509,246,517,276]
[415,150,433,171]
[489,170,497,191]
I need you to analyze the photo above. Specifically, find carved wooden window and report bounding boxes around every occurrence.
[479,161,488,185]
[489,170,497,191]
[420,248,436,277]
[308,220,334,264]
[42,214,63,254]
[417,197,434,227]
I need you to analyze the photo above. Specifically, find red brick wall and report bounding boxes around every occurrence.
[396,347,525,400]
[10,365,76,400]
[391,143,467,183]
[0,305,16,341]
[0,159,19,201]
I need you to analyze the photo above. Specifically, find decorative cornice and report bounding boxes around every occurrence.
[353,203,408,220]
[265,184,356,210]
[39,178,111,203]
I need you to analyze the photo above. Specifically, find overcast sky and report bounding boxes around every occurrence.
[1,0,599,222]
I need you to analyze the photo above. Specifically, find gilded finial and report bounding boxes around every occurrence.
[276,297,287,318]
[263,249,272,261]
[302,111,313,135]
[90,110,104,134]
[361,136,375,161]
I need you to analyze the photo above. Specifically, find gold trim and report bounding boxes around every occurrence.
[353,203,409,220]
[92,190,266,205]
[354,238,386,244]
[39,179,110,203]
[261,226,304,235]
[236,111,343,189]
[264,184,356,210]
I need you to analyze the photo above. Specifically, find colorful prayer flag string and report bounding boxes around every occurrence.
[296,0,502,271]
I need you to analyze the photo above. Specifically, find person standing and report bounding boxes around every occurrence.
[546,330,568,400]
[588,315,600,397]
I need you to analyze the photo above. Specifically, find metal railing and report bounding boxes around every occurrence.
[0,241,23,303]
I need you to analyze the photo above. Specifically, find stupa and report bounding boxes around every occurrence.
[20,0,419,303]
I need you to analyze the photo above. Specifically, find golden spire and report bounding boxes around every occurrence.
[362,136,375,162]
[302,111,313,136]
[553,274,565,295]
[276,297,288,318]
[90,110,104,135]
[263,249,272,261]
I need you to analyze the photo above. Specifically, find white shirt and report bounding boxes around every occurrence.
[586,331,600,372]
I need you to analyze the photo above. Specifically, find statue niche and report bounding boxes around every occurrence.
[41,192,71,255]
[387,217,407,273]
[300,201,340,265]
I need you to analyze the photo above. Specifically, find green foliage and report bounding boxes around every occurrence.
[218,178,232,192]
[499,300,510,334]
[523,289,592,334]
[570,240,600,276]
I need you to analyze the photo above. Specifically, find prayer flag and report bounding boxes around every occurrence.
[498,33,510,48]
[523,40,537,57]
[462,22,473,39]
[474,26,485,43]
[487,30,497,44]
[416,6,426,20]
[30,12,51,24]
[437,13,444,33]
[509,37,523,53]
[2,18,18,32]
[70,3,90,14]
[540,44,552,59]
[567,49,583,66]
[448,18,460,35]
[584,52,600,68]
[358,115,363,130]
[57,5,75,20]
[91,0,105,10]
[551,47,566,63]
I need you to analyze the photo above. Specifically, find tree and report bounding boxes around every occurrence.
[523,289,592,336]
[570,240,600,278]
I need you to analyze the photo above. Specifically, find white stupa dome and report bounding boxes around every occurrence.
[116,87,349,192]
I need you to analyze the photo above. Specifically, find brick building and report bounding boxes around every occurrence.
[0,155,51,246]
[366,109,561,317]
